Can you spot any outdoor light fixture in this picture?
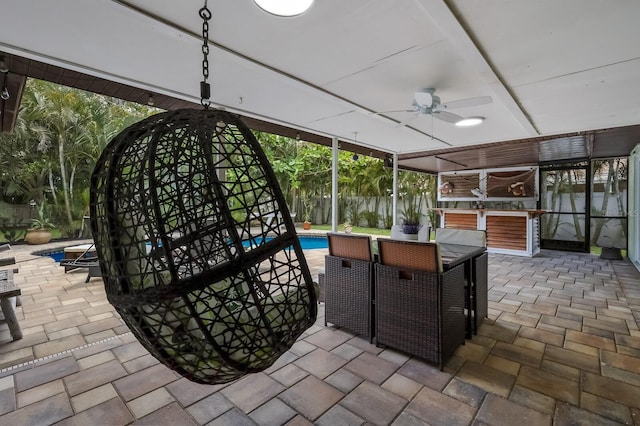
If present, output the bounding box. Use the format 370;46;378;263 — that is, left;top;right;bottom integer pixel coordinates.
455;116;484;127
253;0;314;16
351;132;360;160
147;93;154;106
0;55;8;73
1;73;9;100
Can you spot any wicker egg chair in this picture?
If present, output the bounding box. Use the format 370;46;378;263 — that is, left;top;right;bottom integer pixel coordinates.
90;108;317;384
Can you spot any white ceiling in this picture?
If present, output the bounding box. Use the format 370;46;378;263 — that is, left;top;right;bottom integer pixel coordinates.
2;0;640;166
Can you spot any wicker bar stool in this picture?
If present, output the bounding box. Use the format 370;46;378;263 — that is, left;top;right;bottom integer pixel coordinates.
375;239;465;370
324;233;375;342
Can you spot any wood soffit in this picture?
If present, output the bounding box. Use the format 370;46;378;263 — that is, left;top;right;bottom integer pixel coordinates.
398;127;640;173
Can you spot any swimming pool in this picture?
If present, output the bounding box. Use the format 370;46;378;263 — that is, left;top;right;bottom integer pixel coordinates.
242;235;328;250
38;249;93;263
297;236;328;250
39;235;328;262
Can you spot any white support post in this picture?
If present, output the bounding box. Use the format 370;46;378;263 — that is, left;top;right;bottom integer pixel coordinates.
332;137;339;232
392;153;398;226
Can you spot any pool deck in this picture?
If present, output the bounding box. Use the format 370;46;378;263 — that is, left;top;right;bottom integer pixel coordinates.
1;236;640;425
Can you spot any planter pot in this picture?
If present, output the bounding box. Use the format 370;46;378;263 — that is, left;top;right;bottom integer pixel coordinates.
302;221;312;230
600;247;622;260
25;230;53;245
401;223;421;235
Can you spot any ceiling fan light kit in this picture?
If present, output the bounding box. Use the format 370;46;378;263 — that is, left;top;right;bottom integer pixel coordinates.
455;116;485;127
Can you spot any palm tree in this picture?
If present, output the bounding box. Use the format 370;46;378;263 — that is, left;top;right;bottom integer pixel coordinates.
1;79;156;236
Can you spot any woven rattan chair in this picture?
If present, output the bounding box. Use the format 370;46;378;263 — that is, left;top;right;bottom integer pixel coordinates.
435;228;488;334
90;109;317;384
324;233;375;342
375;239;465;370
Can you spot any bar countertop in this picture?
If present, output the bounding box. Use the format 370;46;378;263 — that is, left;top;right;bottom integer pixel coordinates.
434;208;548;218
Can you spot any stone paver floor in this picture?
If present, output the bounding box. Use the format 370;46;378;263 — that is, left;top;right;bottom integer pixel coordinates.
1;238;640;425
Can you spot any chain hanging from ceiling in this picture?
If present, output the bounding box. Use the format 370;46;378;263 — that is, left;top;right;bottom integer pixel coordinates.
199;0;212;108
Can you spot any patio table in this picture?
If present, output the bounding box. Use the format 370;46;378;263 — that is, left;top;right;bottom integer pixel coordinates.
438;243;488;338
0;269;22;340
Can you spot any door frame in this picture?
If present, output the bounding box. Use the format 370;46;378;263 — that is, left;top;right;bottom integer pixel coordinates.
538;160;591;253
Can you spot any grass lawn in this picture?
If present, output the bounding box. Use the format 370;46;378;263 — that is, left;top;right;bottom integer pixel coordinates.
590;246;627;257
309;224;391;236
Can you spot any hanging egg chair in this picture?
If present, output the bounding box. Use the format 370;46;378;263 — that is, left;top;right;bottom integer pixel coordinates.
90;108;317;384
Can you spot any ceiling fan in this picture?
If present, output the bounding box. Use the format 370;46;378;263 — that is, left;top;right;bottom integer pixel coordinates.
374;88;492;126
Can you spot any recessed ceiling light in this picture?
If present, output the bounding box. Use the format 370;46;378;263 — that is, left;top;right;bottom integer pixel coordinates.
455;116;484;127
253;0;314;17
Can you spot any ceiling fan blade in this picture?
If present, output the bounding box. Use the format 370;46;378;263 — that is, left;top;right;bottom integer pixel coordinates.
433;110;463;123
369;108;417;116
439;96;492;110
395;112;421;128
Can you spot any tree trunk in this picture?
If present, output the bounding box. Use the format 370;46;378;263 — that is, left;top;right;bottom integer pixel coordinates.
613;159;628;239
70;165;76;196
567;171;584;242
48;168;58;203
58;135;74;226
545;172;562;237
592;159;614;243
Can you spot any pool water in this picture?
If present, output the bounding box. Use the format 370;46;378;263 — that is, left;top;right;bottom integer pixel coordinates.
41;235;328;262
47;251;66;262
42;251;95;262
242;236;328;250
297;236;328;250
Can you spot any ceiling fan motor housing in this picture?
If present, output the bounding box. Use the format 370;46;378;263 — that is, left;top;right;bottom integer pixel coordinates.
414;88;436;107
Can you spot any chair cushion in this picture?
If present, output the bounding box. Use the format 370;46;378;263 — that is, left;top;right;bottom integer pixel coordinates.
390;225;403;240
417;226;431;242
327;233;373;261
435;228;486;247
377;239;443;273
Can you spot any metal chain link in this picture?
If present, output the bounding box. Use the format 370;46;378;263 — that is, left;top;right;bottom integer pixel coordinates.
199;1;212;108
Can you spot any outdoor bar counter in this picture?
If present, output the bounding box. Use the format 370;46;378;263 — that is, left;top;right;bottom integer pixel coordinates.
435;208;547;257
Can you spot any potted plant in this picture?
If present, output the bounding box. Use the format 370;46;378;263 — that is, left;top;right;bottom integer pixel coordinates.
401;203;422;237
25;203;55;245
302;197;313;230
342;221;353;234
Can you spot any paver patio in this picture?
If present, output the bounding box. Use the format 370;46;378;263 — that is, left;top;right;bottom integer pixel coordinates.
1;238;639;425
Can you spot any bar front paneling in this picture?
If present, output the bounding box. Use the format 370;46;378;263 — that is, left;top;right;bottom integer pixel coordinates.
437;208;545;257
